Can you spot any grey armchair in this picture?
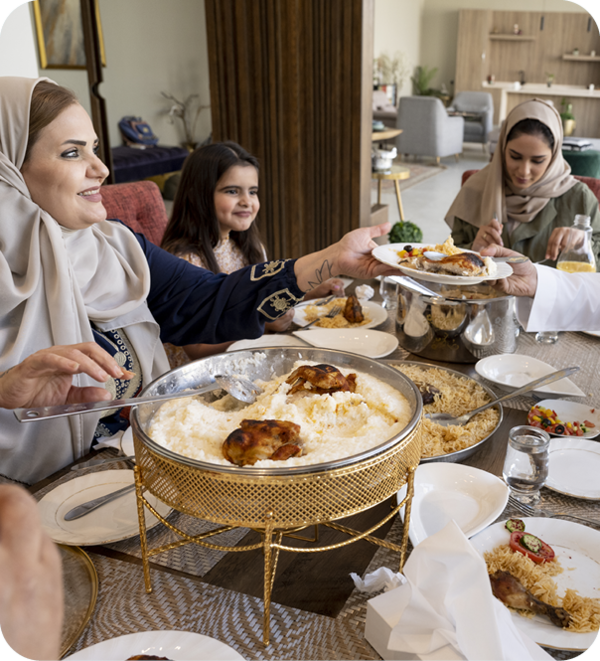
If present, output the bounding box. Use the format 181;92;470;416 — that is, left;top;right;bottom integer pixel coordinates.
396;96;464;164
449;91;494;147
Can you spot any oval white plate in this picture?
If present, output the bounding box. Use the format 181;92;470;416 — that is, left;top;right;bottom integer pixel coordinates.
38;470;171;546
372;242;513;285
397;463;508;547
227;334;310;352
470;518;600;651
475;354;585;397
547;438;600;499
293;299;387;329
583;330;600;338
530;399;600;439
67;630;244;660
293;328;399;358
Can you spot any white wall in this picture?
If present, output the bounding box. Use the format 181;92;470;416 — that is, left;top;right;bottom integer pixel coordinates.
7;0;211;148
373;0;598;96
0;1;38;78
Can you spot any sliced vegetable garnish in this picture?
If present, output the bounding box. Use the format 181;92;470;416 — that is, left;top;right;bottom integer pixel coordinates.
505;518;526;533
509;531;555;564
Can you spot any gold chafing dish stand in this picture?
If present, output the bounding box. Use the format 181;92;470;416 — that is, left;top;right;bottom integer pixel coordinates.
130;348;422;645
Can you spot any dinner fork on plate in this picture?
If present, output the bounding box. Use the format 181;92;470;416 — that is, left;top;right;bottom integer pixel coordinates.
302;305;342;329
507;495;600;528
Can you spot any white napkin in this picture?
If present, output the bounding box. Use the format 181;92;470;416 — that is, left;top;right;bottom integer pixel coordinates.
93;430;124;451
351;567;406;593
363;521;552;661
355;284;375;301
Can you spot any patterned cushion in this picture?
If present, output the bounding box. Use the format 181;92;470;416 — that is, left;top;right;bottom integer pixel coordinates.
101;181;168;246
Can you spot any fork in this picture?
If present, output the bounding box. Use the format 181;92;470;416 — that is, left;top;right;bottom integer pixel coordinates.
508;495;600;527
303;305;342;329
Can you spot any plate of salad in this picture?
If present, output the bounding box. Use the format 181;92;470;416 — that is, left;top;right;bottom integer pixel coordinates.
527;400;600;438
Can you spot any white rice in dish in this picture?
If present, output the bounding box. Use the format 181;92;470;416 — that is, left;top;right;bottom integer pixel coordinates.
148;361;412;467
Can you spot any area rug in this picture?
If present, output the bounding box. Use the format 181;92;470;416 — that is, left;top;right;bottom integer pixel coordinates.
372;159;446;192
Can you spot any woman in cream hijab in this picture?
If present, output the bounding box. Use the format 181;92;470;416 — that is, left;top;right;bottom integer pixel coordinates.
445;98;600;266
0;77;394;484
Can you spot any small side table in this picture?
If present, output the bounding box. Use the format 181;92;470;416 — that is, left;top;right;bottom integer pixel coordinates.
372;165;410;221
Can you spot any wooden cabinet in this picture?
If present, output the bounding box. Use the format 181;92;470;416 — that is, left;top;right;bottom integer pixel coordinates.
454;10;491;92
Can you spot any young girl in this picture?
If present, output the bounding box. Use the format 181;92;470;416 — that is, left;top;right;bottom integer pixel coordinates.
161;141;344;367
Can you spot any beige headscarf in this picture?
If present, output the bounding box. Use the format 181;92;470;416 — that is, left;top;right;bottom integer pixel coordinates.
445;98;577;233
0;77;169;483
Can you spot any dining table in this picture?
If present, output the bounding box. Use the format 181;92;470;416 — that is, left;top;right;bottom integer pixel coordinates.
16;278;600;660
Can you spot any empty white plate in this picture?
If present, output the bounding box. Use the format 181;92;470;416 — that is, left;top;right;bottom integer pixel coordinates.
475;354;584;397
397;463;509;547
529;399;600;439
293;328;399;358
547;438;600;500
227;334;309;352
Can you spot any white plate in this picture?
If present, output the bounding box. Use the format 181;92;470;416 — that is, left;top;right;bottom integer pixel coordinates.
293;299;387;329
67;630;244;660
293;328;399;358
470;518;600;651
227;334;309;352
120;426;135;456
397;463;508;547
530;399;600;439
547;438;600;499
38;470;172;545
475;354;585;397
583;330;600;338
372;242;513;285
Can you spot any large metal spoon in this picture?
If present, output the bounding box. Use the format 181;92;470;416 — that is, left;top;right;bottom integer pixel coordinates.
425;366;580;427
423;250;529;264
14;374;262;423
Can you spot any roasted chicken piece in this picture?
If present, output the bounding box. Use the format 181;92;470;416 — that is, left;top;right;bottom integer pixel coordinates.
417;252;486;276
490;571;572;629
222;419;302;466
285;364;357;395
343;294;364;323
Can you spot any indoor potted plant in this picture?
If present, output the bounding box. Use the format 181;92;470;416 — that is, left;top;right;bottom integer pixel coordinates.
560;98;576;136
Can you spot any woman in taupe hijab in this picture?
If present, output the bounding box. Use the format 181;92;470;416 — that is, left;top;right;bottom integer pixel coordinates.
445;98;600;266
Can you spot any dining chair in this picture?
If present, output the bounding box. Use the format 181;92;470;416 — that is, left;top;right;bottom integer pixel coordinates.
100;180;169;246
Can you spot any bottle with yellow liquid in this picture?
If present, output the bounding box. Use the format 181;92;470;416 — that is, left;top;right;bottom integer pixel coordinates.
556;214;597;273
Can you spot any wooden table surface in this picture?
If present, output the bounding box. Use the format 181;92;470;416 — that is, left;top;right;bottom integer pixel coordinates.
28;281;587;659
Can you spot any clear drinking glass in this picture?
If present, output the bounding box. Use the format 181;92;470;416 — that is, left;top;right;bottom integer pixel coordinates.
502;425;550;505
379;277;398;310
535;330;559;344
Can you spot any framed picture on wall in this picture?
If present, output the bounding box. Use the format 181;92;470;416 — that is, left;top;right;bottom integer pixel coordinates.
32;0;106;69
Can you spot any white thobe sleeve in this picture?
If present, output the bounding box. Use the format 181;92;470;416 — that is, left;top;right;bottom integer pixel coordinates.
516;265;600;332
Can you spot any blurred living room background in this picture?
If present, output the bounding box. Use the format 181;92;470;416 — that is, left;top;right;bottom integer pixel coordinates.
0;0;598;252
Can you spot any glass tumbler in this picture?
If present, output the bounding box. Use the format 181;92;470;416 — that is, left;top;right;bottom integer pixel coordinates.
379;277;398;310
502;425;550;505
535;330;559;344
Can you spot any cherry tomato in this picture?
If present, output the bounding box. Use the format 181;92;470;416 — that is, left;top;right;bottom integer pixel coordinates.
509;531;555;564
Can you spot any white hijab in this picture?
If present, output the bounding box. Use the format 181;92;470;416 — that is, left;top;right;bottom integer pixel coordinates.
0;76;169;483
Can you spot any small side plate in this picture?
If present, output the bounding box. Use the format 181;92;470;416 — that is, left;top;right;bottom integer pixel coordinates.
547;438;600;500
529;399;600;439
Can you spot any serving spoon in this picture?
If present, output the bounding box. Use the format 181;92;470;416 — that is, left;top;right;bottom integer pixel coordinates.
425;366;579;427
14;374;262;423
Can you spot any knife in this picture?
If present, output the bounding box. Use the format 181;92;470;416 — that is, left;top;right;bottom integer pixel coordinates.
63;483;136;521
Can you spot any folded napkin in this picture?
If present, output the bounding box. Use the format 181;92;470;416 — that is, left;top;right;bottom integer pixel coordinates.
93;430;124;451
362;521;552;661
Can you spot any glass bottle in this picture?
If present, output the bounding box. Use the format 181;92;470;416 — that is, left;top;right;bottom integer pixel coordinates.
556;214;596;273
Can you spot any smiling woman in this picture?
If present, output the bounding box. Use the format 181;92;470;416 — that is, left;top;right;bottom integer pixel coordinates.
0;76;395;484
445;98;600;266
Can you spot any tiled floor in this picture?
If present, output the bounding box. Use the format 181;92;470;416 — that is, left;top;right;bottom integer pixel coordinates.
370;143;491;244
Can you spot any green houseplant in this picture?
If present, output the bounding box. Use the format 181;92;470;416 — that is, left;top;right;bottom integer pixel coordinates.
560;98;576;136
411;65;439;96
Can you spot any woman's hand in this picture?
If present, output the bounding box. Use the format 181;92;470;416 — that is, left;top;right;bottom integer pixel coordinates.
294;223;400;292
0;343;131;410
472;217;504;252
0;485;63;660
545;226;582;261
303;278;345;301
480;245;538;297
265;309;295;333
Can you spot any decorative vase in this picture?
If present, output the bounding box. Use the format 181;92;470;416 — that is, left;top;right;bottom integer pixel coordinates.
563;119;576;136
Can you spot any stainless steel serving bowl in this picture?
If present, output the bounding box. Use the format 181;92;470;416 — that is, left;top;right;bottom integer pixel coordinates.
395;278;519;363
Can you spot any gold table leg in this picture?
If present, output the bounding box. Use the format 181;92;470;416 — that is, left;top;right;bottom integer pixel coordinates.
134;466;153;594
394;179;405;221
377;178;382;206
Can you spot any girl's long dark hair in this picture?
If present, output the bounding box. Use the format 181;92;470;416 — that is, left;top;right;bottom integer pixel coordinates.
161;141;265;273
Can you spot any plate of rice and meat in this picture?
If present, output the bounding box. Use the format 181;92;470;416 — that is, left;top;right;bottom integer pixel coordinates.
293;296;387;330
471;517;600;651
372;237;513;285
386;361;502;462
